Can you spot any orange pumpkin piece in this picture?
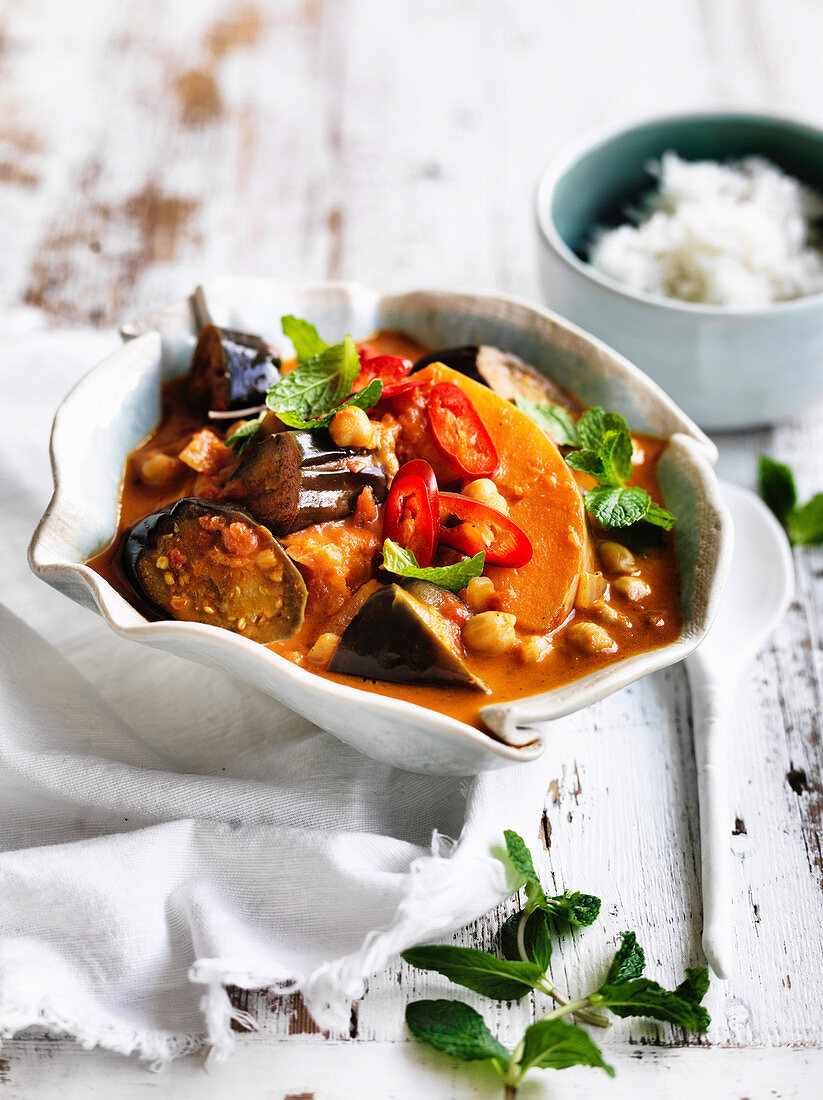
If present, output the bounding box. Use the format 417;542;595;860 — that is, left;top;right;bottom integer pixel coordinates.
409;364;588;634
178;428;232;474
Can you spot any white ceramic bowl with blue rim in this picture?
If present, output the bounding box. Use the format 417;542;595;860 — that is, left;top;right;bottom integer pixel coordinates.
29;280;732;775
536;110;823;431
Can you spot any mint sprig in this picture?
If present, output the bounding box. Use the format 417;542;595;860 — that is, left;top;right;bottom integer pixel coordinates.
759;455;823;546
564;408;675;532
382;539;485;594
403;829;709;1096
265;319;383;430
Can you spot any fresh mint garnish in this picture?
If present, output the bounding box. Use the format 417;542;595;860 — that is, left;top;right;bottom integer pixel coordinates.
401;945;544;1001
382;540;485;594
515;397;579;448
593;978;710;1032
405;1000;510;1069
225;413;263;457
759;455;823;546
265;327;382;429
281;314;328;361
604;931;645;985
500;910;553;971
403;829;709;1096
564;407;675;532
516;1017;615;1078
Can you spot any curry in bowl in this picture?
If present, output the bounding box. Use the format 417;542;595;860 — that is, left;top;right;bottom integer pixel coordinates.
89;315;680;734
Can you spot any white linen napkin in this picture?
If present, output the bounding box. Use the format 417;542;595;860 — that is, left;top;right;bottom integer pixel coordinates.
0;313;551;1065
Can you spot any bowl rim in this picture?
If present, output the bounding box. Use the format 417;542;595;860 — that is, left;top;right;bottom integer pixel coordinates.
535;107;823;318
29;281;732;767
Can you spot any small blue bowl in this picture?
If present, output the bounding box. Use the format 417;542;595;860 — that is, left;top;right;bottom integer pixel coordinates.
536;111;823;430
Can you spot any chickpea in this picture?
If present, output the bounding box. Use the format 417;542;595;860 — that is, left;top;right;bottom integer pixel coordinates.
575;570;607;610
329;406;376;449
567;621;617;655
591;599;632;629
138;452;183;486
307;632;340;666
463;575;496;613
463;479;508;515
463;612;517;656
598;540;637;575
613;576;651;602
519;634;552;663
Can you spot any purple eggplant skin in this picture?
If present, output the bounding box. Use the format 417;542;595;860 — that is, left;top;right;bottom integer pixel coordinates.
235;429;388;536
122;497;307;643
411;345;485;385
328;583;489;692
412;344;581;412
186;323;281;412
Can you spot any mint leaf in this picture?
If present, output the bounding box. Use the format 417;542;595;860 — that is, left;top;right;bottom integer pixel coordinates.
605;932;645;984
758;455;797;530
401;945;544;1001
500;910;553;970
594;978;710;1031
382;540;485;594
281;315;328;362
585;486;652;528
515;397;579;447
577;407;631;457
266;335;362;427
758;455;823;546
503;829;548;912
405;1000;510;1070
565;449;608;480
545;890;602;928
788;493;823;546
515;1018;615;1079
675;967;710;1005
225;415;263;457
644;500;677;530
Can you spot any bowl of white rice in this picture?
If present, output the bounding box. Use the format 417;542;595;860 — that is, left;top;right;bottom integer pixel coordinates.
536;111;823;430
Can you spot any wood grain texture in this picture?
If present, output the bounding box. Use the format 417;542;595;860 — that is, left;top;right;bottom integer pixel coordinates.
1;0;823;1093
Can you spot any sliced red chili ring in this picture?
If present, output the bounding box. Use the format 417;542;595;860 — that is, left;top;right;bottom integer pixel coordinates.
383;459;439;567
427;382;498;479
438;492;532;567
352;354;414;395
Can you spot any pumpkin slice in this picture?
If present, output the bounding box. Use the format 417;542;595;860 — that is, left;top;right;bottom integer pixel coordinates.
412;364;589;634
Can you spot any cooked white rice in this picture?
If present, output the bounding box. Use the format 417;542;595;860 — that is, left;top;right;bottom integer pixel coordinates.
587;152;823;306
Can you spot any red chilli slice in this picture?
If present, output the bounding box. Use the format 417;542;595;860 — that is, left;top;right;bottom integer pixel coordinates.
427;382;498;479
438;492;532;567
383;459;439;567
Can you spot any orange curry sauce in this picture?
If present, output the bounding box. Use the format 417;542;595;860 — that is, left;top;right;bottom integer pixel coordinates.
88;331;681;733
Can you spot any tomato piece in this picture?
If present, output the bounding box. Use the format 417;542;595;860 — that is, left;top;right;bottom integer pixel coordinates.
438;492;532;567
427;382;498;479
383;459;438;567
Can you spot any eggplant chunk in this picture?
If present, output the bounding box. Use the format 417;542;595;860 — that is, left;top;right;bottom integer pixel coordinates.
328;584;489;692
123;498;306;643
412;345;580;412
186;323;281;412
235;429;388;535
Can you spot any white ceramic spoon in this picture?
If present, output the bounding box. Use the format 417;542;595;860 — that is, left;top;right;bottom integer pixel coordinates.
685;480;794;980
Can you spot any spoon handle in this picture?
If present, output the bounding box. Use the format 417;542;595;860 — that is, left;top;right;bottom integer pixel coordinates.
686;657;732;980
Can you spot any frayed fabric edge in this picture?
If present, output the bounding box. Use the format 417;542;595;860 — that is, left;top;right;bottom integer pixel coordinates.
190;833;515;1047
0;1002;208;1070
1;835;515;1067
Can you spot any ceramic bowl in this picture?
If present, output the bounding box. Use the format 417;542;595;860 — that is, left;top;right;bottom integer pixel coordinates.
536;111;823;430
29;280;731;775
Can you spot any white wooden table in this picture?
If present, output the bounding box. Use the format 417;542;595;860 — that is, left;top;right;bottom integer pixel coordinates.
2;0;823;1096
